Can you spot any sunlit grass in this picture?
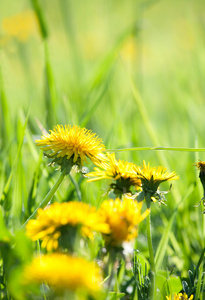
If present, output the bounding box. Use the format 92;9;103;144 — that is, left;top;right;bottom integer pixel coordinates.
0;0;205;299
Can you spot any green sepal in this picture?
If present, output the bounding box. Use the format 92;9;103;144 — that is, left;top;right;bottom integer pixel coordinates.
44;153;76;175
137;191;145;202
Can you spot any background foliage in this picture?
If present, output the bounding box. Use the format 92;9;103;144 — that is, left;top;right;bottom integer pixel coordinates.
0;0;205;299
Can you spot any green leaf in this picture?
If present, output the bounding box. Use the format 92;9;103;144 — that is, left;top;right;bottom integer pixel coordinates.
108;292;126;299
0;207;12;243
137;191;145;202
167;276;182;295
154;210;177;272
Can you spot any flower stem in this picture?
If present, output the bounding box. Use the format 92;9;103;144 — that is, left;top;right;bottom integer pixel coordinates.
106;249;117;292
145;193;156;299
20;169;67;229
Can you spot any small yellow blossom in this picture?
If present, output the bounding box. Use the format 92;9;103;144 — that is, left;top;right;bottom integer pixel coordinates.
35;124;107;172
166;292;194;300
87;152;141;196
98;197;149;247
134;160;179;193
2;10;38;42
121;37;137;62
23;253;102;295
195;160;205;172
26;201;110;251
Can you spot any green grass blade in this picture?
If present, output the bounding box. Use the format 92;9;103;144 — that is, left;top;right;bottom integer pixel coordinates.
0;59;12;148
0;207;12;243
44;41;58;127
87;25;138;93
80;71;113;127
195;264;204;300
107;146;205;152
68;174;82;202
26;155;43;216
132;83;183;204
0;110;29;204
31;0;57;127
30;0;48;39
154;211;176;272
155;183;195;272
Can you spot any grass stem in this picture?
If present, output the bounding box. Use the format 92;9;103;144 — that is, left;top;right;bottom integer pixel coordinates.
20;169;67;230
145;194;156;299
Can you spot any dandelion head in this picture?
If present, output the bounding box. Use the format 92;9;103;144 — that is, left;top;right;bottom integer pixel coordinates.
23;253;102;295
195;160;205;177
26;201;109;251
35;124;107;173
134;161;179;194
166;292;194;300
98;197;149;248
87;153;141;196
2;10;38;42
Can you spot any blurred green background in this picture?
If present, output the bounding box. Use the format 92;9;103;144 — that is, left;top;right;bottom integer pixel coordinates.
0;0;205;276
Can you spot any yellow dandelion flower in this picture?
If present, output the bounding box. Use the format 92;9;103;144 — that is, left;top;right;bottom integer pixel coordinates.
2;10;38;42
195;160;205;173
23;253;102;295
26;201;110;251
98;197;149;247
134;160;179;193
35;124;107;172
166;292;194;300
87;153;141;196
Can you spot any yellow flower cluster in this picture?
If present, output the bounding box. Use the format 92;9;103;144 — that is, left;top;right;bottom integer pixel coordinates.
134;160;179;193
87;152;140;185
87;152;141;194
2;10;38;42
98;197;149;247
26;201;110;251
23;253;102;294
195;160;205;173
24;123;180;298
26;197;149;250
35;124;107;168
166;292;194;300
35;124;179;200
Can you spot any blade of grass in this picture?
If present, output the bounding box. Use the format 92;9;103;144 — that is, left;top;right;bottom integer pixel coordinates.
30;0;48;39
0;110;29;204
26;154;43;216
44;41;58;127
59;0;83;85
87;25;139;94
31;0;58;127
9;110;30;230
195;264;203;300
25;124;63;201
107;146;205;152
154;211;176;273
155;183;195;272
0;59;12;148
20;168;67;230
0;207;12;243
68;174;82;202
80;70;113;127
132;83;182;204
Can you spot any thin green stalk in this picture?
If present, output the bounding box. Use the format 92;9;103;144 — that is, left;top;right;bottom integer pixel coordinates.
68;173;82;201
30;0;48;39
106;249;117;292
107;146;205;152
20;169;67;230
145;193;155;300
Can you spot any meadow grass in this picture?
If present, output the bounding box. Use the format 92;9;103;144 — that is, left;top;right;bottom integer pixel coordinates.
0;0;205;299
